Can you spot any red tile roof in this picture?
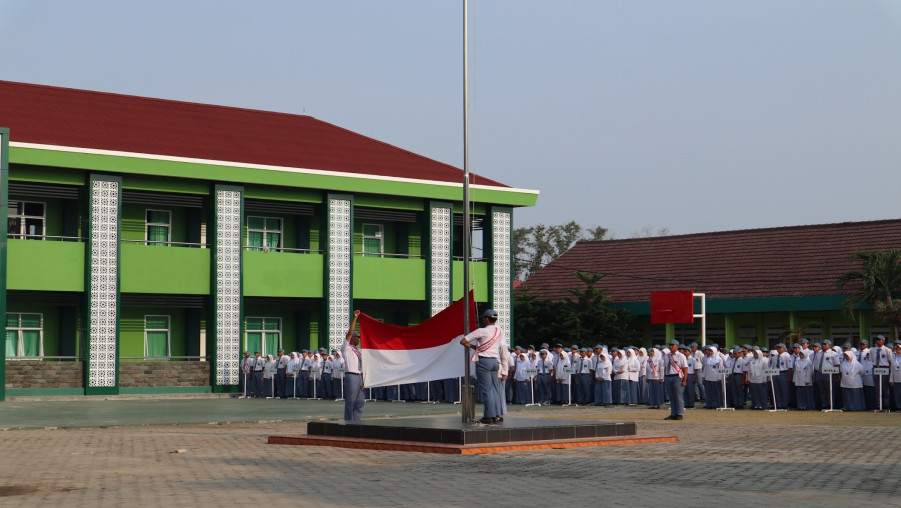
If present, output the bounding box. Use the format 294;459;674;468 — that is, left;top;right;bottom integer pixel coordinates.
521;219;901;303
0;80;505;187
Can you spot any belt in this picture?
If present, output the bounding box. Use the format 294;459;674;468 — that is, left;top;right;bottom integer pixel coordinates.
665;374;679;377
346;372;362;376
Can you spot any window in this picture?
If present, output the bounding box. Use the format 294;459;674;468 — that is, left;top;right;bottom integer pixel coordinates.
6;313;43;357
7;201;45;239
362;223;383;257
146;210;171;246
247;216;282;252
145;315;171;358
245;317;281;356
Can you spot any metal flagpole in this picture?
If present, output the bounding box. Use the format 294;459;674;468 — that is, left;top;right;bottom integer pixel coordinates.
461;0;475;424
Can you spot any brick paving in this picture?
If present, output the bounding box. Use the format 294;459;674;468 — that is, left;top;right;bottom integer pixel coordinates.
0;402;899;507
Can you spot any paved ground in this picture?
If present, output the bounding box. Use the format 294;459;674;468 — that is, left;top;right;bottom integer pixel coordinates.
1;398;899;507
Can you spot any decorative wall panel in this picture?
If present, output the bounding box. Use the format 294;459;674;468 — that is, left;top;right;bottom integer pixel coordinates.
491;210;512;335
328;197;352;352
215;189;242;386
88;179;119;388
429;205;452;316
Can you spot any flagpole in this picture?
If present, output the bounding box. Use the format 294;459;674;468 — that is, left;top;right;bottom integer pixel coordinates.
461;0;475;424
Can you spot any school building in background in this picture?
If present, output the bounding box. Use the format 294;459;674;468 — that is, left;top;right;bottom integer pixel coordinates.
521;219;901;348
0;81;537;400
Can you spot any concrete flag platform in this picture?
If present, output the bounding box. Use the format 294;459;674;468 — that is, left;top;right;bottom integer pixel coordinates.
268;416;677;454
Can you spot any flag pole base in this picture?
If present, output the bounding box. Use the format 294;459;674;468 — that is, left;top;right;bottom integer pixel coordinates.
767;409;787;412
821;409;843;412
716;407;734;411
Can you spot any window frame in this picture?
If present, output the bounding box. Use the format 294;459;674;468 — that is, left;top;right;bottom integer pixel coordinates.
6;312;44;358
246;215;283;252
244;316;282;356
362;222;384;257
145;209;172;246
144;314;171;358
7;200;46;240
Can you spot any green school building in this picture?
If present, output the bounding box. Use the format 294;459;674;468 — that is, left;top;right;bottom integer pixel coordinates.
0;81;538;400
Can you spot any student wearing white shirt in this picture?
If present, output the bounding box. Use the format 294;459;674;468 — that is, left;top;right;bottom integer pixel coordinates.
702;346;724;409
594;351;612;406
663;340;688;420
890;342;901;410
625;348;640;406
535;349;553;405
645;347;664;409
793;350;814;410
460;309;506;424
342;311;365;421
679;345;698;409
746;348;769;410
262;354;277;398
840;349;865;411
814;340;840;410
869;334;892;409
637;347;649;405
553;344;571;404
611;349;628;405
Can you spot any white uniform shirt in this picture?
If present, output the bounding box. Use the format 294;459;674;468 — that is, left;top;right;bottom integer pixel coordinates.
463;325;504;360
341;339;363;374
869;345;891;367
595;355;612;381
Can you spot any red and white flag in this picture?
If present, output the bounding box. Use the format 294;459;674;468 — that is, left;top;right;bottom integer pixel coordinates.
359;292;478;388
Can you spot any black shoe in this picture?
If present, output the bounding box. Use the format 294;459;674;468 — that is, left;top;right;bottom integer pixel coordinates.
496;416;503;423
478;417;497;424
664;415;676;420
674;415;683;420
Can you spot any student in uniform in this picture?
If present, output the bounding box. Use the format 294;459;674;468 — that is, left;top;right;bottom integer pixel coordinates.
771;343;791;410
793;350;814;410
460;309;506;424
746;347;769;410
840;349;865;411
702;346;724;409
637;347;649;404
726;346;746;409
241;351;252;397
612;348;628;405
891;342;901;410
250;351;264;398
625;347;640;406
645;346;664;409
262;354;277;398
554;344;572;404
679;345;698;409
536;349;553;404
663;339;688;420
870;334;892;409
594;351;613;406
321;351;334;399
275;349;289;398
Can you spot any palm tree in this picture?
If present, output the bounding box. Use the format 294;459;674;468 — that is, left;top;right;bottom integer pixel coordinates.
836;249;901;342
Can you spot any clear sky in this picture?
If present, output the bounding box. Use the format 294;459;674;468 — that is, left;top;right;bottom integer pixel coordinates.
2;1;901;237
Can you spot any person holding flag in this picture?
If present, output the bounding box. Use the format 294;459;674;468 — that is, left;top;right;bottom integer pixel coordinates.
342;310;365;421
460;309;505;424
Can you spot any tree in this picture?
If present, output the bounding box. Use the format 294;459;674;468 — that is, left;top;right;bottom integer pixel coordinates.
836;249;901;342
514;271;635;347
513;221;610;281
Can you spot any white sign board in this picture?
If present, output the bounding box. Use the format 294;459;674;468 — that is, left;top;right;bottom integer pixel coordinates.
821;366;840;375
763;369;780;376
873;367;890;376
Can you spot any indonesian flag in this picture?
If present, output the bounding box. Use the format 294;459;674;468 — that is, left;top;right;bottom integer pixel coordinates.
359;292;478;388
